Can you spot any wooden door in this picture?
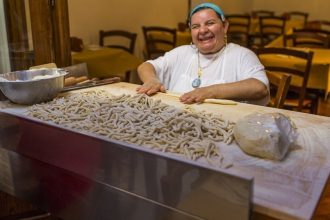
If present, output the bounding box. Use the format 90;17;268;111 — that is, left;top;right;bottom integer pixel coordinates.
3;0;31;71
3;0;71;71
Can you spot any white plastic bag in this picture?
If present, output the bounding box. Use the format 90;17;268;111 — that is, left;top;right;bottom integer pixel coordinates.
233;112;298;160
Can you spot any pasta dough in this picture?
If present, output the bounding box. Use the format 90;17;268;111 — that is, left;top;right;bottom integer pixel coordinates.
26;90;235;168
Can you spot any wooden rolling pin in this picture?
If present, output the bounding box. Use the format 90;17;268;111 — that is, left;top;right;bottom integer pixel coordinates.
64;76;89;86
162;92;237;105
62;76;121;92
64;77;77;87
75;76;89;83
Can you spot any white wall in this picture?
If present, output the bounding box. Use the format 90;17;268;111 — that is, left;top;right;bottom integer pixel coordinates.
252;0;330;20
216;0;253;14
68;0;329;58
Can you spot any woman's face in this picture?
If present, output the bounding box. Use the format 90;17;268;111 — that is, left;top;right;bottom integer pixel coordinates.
190;9;228;54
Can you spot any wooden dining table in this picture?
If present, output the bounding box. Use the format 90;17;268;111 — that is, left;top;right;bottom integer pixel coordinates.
71;47;143;79
265;36;330;99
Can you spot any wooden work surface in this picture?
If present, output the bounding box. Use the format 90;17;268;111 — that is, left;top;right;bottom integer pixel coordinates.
1;82;330;220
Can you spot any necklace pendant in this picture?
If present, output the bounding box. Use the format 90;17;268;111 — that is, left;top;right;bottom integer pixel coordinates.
192;78;201;88
198;67;203;76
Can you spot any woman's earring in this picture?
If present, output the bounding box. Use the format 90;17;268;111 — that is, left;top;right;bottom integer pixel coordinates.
224;34;228;46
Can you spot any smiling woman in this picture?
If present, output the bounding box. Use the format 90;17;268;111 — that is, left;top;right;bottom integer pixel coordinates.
136;2;270;106
189;5;227;54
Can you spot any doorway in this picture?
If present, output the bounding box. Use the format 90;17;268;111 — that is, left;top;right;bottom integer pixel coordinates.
1;0;71;73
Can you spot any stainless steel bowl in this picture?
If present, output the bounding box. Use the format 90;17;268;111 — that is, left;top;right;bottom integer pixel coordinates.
0;68;67;105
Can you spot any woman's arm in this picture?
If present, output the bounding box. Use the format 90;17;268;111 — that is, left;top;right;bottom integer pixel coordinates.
136;62;166;95
180;78;269;104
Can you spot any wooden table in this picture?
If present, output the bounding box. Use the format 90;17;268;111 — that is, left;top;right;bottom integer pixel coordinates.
1;82;330;219
266;38;330;99
71;48;142;79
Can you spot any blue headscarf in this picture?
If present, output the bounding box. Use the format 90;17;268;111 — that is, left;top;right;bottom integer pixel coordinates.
190;3;225;21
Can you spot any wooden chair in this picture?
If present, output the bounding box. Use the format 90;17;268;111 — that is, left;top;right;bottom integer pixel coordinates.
283;11;309;26
70;37;84;52
99;30;137;81
291;28;330;47
249;16;286;49
256;47;318;114
318;20;330;31
99;30;137;54
266;71;291;109
306;20;330;31
226;14;251;47
283;31;329;48
251;10;274;18
259;16;286;46
293;27;330;36
142;26;177;59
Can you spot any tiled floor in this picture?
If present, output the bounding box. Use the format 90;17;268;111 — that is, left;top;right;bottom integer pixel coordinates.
314;178;330;219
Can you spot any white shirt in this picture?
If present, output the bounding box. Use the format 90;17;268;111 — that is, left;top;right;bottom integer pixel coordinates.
147;43;269;105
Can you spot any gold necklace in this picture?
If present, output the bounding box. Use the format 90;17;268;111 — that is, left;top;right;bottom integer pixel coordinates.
192;46;226;88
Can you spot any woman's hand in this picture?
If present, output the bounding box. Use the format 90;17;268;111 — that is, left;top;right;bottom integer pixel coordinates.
179;87;214;104
136;62;166;96
136;79;166;96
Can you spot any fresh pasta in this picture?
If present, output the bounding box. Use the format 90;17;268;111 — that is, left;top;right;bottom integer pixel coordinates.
26;90;234;168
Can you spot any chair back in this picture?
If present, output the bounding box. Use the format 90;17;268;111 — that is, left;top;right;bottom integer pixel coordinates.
70;37;84;52
283;30;329;48
256;47;314;112
142;26;177;59
251;10;274;18
283;11;309;25
293;27;330;36
259;16;286;46
318;20;330;31
306;20;330;31
266;71;291;108
99;30;137;54
226;14;251;47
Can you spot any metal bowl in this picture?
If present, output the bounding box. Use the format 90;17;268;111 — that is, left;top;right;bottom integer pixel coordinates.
0;68;67;105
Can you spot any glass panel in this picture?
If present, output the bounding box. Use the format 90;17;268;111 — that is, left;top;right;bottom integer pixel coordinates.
0;0;11;74
0;0;35;73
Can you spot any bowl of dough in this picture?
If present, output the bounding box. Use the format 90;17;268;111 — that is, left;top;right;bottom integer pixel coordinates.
0;68;67;105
